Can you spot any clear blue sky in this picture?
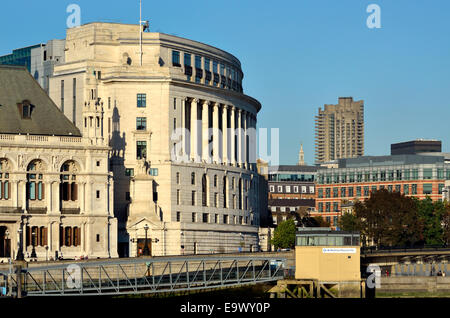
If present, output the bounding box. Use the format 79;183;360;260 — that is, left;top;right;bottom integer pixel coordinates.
1;0;450;165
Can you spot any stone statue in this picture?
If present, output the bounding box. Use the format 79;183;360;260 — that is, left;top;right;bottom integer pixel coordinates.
137;157;148;176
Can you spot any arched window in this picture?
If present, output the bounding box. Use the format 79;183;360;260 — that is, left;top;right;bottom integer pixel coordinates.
60;161;79;201
0;159;11;200
202;174;207;207
27;160;45;201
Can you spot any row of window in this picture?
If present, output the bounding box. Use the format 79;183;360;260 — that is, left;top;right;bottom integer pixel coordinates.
24;226;84;247
268;174;315;182
175;211;253;225
176;189;249;210
172;50;243;93
269;184;315;194
318;168;450;184
317;183;444;198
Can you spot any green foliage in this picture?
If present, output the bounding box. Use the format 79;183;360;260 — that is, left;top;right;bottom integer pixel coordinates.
313;216;330;227
271;219;296;249
416;197;445;245
354;189;450;247
338;212;360;232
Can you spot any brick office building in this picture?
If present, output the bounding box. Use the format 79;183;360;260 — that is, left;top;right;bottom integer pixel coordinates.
312;154;449;229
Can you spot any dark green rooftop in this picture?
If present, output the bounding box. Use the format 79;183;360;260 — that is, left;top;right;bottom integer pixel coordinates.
0;65;81;137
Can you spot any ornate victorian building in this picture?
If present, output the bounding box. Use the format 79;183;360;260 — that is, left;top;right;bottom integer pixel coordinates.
0;65;118;261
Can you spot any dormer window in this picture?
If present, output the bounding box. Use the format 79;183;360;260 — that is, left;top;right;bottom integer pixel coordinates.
17;100;34;119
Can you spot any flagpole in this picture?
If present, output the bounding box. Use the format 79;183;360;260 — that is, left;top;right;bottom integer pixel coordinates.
139;0;143;66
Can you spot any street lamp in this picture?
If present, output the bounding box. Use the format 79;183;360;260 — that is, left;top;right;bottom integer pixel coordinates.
16;227;24;261
30;230;37;259
143;224;150;256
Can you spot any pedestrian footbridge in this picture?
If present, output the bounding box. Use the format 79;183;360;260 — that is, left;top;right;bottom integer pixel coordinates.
0;255;286;297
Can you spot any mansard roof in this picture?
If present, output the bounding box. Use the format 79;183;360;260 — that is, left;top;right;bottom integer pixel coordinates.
0;65;81;136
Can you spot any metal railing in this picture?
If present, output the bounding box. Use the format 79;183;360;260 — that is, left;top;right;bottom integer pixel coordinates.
361;245;450;255
1;256;285;296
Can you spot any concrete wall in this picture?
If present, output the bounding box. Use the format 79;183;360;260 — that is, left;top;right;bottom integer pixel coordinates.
378;276;450;293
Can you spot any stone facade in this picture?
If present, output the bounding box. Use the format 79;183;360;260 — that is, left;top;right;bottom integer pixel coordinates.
49;23;264;256
0;65;118;261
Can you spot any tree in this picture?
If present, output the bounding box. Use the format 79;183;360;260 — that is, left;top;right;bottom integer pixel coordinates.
416;197;445;245
355;189;423;247
338;212;360;232
313;216;330;228
271;219;296;249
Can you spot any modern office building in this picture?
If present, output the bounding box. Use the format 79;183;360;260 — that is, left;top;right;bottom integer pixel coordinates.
0;65;118;261
48;22;264;256
0;40;65;94
314;97;364;164
391;139;442;155
313;154;449;229
0;44;42;72
268;165;317;200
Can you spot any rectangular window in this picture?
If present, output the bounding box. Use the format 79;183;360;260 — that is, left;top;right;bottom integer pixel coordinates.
176;190;180;205
136;117;147;130
318;203;323;212
333;202;339;212
364;186;369;196
318;188;323;198
395;185;401;192
356;186;361;197
423;168;433;180
137;93;146;108
184;53;191;66
192;212;196;222
333;187;338;198
125;168;134;177
326;202;330;212
412;184;418;195
423;183;433;195
149;168;158;176
172;50;181;66
191;191;196;206
438;169;444;179
412;169;419;179
348;187;354;197
223;214;229;224
136;141;147;159
439;184;444;194
202;213;209;223
403;184;409;195
96;190;100;199
340;187;346;197
176;211;181;222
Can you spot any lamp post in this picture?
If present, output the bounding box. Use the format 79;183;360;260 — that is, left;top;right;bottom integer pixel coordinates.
143;224;150;256
16;227;24;261
30;230;37;259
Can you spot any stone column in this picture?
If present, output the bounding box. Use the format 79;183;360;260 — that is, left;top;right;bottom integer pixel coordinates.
212;102;220;164
230;106;236;166
79;181;85;214
181;98;186;157
222;105;228;165
243;111;248;169
237;109;243;167
190;98;198;162
202;100;210;162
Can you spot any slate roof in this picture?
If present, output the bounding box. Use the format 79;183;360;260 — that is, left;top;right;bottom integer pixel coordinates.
0;65;81;136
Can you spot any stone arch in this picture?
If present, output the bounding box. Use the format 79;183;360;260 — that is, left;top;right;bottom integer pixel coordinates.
58;157;84;173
